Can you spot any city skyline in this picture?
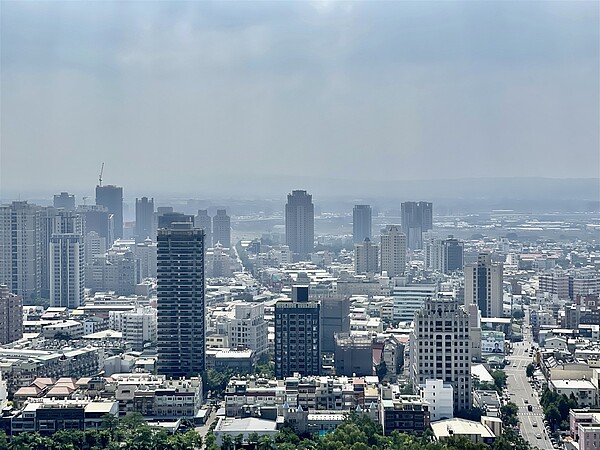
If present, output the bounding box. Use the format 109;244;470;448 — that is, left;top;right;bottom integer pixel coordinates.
0;1;598;446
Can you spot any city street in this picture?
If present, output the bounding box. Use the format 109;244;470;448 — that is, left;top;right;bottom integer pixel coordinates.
195;407;219;449
504;322;554;450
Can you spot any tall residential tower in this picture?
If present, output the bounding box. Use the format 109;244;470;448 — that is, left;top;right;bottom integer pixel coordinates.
50;211;85;308
196;210;212;248
135;197;155;241
380;225;407;278
285;190;314;259
157;223;206;377
275;285;321;378
212;209;231;248
401;202;433;250
464;253;504;318
0;202;41;301
353;205;372;244
409;296;472;413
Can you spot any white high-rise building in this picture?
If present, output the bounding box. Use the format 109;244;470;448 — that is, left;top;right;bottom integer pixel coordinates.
380;225;407;278
0;201;42;301
228;303;268;356
354;238;379;275
421;379;454;422
50;211;85;308
391;280;437;323
84;231;107;265
135;238;158;279
409;296;472;413
110;306;158;351
464;253;504;318
424;237;443;272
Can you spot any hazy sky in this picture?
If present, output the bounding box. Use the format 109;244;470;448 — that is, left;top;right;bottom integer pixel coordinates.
1;1;598;197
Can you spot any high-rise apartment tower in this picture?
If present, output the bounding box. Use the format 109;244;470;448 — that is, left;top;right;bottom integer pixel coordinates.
380;225;407;278
353;205;372;244
354;238;379;275
401;202;433;250
50;211;85;308
275;285;321;378
212;209;231;248
196;210;212;248
464;253;504;318
135;197;155;241
409;296;472;413
0;285;23;345
53;192;76;211
285;190;314;259
0;202;41;301
157;223;206;377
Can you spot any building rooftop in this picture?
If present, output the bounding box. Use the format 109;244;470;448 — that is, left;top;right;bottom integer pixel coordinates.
550;379;596;390
84;402;117;414
215;417;277;433
431;418;495;439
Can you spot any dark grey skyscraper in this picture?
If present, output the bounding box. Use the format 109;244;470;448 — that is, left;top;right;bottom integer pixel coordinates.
285;190;314;259
275;285;321;378
321;297;350;353
196;210;212;248
77;205;113;244
212;209;230;248
157;222;205;377
401;201;433;250
53;192;76;211
135;197;154;241
442;236;464;273
157;211;194;230
96;185;123;240
353;204;372;244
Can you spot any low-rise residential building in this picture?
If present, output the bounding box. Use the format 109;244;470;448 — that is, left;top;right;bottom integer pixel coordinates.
0;347;101;395
8;399;118;436
109;307;157;351
334;333;373;377
214;417;278;447
42;320;84;339
206;349;256;374
224;374;380;420
430;418;496;445
549;379;598;407
570;409;600;450
379;384;430;435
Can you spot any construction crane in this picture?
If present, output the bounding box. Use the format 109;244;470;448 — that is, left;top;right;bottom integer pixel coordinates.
82;196;89;206
98;162;104;187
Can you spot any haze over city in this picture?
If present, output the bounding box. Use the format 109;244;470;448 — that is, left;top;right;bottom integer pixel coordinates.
1;1;599;199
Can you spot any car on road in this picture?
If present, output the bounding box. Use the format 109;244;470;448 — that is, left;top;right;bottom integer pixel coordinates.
533;422;537;427
524;399;529;404
536;434;542;439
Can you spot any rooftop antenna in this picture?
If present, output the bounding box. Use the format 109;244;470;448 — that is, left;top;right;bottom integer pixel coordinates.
98;162;104;187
